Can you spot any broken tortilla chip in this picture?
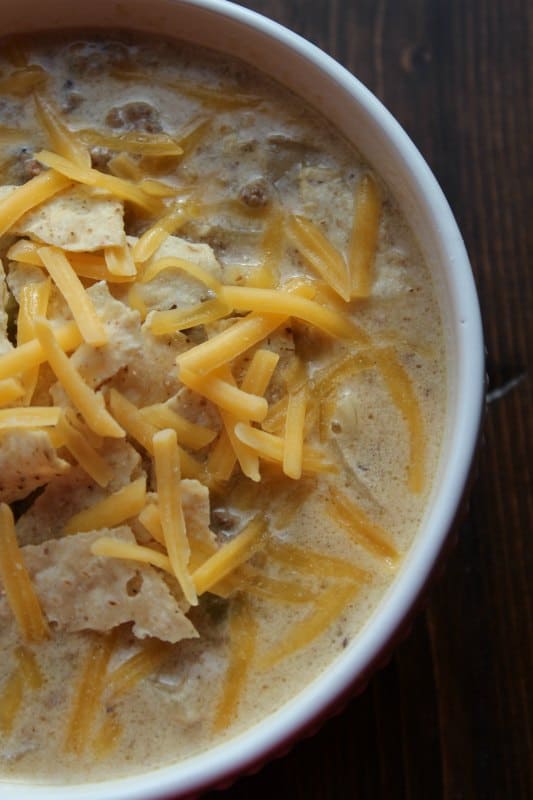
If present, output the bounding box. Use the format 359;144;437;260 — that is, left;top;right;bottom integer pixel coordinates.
0;185;125;252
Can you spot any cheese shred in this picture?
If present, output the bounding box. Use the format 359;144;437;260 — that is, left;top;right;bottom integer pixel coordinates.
213;598;257;731
327;486;399;564
219;285;361;340
37;246;108;346
107;640;171;698
0;378;25;407
283;384;307;480
0;169;71;238
64;633;116;755
63;476;146;534
133;205;190;263
180;367;269;423
139;403;216;450
16;278;51;404
0;503;49;642
153;429;197;605
0;320;82;382
348;173;381;298
91;537;172;574
0;670;24;734
285;214;350;301
34;150;161;213
56;411;114;488
141;255;221;292
176;312;286;377
192;513;266;596
258;581;359;670
34;93;91;169
33;318;124;439
104;243;137;278
0;406;61;430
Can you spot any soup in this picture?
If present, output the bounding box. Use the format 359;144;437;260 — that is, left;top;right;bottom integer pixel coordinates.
0;32;445;782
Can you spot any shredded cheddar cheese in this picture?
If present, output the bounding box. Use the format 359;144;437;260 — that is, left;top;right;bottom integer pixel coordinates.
104;242;137;278
78;128;183;157
179;366;269;423
139;403;216;450
258;581;359;670
153;429;197;605
240;349;280;396
327;486;398;564
91;715;122;759
107;152;143;181
0;670;24;734
33;318;124;439
233;423;335;474
8;239;135;284
140;255;221;292
0;320;82;382
56;411;114;488
0;503;49;642
108;389;201;477
0;64;47;96
192;514;266;595
108;388;158;454
176;312;286;377
219;285;361;340
0;406;61;430
34;93;91;169
373;347;426;494
37;246;108;346
137;504;166;546
213;598;258;731
282;386;307;480
266;539;370;584
107;640;171;698
133;205;190;263
206;428;238;483
14;645;44;689
148;298;230;335
16;278;51;404
34;150;161;213
348;173;381;298
285;214;350;301
214;365;260;482
63;477;147;534
91;537;172;574
0;169;71;237
64;633;116;755
0;378;25;407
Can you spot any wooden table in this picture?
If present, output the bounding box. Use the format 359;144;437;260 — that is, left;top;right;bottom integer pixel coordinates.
204;1;532;798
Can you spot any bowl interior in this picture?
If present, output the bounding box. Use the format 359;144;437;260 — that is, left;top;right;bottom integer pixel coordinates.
0;1;484;798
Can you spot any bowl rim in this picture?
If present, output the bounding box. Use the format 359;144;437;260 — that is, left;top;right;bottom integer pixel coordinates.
0;1;485;798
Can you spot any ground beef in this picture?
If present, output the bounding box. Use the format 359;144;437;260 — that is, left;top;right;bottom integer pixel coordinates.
61;90;83;114
239;176;271;208
63;40;132;77
20;155;43;179
105;101;162;133
90;146;111;171
8;149;45;182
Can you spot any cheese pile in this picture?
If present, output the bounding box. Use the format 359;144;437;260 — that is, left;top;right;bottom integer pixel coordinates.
0;85;426;648
0;92;371;630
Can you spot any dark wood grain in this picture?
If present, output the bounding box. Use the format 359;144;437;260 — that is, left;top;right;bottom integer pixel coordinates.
202;2;533;798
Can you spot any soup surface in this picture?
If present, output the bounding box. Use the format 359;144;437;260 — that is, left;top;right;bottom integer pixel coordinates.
0;32;445;782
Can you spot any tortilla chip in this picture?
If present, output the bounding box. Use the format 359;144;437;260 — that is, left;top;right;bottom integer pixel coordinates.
128;234;221;313
0;184;125;251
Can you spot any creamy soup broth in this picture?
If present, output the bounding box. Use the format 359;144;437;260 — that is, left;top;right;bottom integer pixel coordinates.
0;32;445;781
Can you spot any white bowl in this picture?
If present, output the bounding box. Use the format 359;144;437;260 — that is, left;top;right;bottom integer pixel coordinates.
0;1;484;798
